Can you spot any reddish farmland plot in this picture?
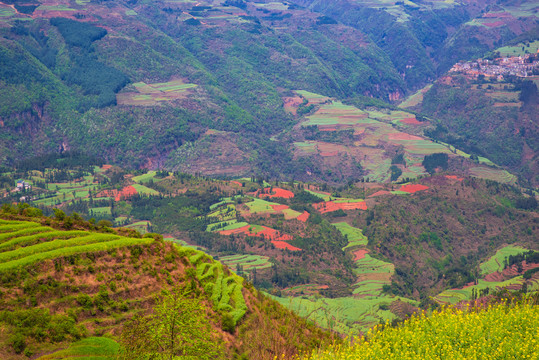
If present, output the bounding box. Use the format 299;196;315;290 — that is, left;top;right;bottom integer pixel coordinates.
400;117;422;125
399;184;429;193
257;187;294;199
115;185;138;201
353;249;368;261
272;241;301;251
297;211;310;222
369;190;392;197
313;201;367;214
218;225;301;250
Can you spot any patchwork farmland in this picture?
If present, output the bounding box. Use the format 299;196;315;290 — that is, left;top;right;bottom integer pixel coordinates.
117;80;197;106
290;90;514;184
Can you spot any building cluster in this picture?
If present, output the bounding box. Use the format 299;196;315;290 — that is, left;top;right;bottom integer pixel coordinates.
449;53;539;80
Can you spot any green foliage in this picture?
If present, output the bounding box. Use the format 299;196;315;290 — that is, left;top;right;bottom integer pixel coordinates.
119;287;223;359
389;165;402;182
50;18;107;48
422;153;448;174
0;308;84;350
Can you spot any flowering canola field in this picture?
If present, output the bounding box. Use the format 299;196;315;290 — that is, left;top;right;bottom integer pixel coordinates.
301;300;539;360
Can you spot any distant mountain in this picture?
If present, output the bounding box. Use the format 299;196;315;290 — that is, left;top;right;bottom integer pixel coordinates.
0;0;537;184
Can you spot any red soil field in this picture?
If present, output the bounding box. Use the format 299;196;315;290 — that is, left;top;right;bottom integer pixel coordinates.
399;184;429;194
319;127;337;132
101;165;113;170
445;175;464;181
230;180;243;187
271;241;302;251
369;190;392;197
353;249;368;261
388;133;423;141
400;117;421;125
218;224;301;251
257;187;294;199
297;211;310;222
312;201;367;214
115;185;138;201
218;225;251;236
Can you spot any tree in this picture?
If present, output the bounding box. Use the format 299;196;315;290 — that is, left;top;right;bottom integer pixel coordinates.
119;287;223;360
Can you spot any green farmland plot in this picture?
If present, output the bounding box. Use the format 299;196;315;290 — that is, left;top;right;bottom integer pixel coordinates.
270;294;416;335
206;220;247;232
132;171;164;184
334;222;368;250
244;198;280;215
219;254;272;272
479;245;529;276
131;184;159;195
124;221;152;233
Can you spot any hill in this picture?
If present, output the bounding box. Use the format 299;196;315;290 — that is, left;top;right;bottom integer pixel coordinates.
0;207;334;359
0;0;537;185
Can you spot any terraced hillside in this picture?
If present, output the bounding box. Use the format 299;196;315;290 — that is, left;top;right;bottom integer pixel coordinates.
0;210;334;360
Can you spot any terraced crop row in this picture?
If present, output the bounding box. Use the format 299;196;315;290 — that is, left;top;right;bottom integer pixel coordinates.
187;249;247;325
0;220;153;272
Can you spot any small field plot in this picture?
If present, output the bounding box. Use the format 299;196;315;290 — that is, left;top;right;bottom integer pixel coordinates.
89;207;111;216
132;171;166;184
302;101;373;131
219;254;272;272
399;84;432;109
469;167;517;184
305;189;331;201
313;199;367;214
243;198;281;215
117;80;197;106
124;221;152;233
206;220;245;232
366;109;420;126
334;222;368;250
479;245;528;276
208;204;236;222
131;184;159;195
294;90;330;104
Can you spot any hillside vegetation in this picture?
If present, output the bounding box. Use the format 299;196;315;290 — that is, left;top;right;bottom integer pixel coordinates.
0;207;334;359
